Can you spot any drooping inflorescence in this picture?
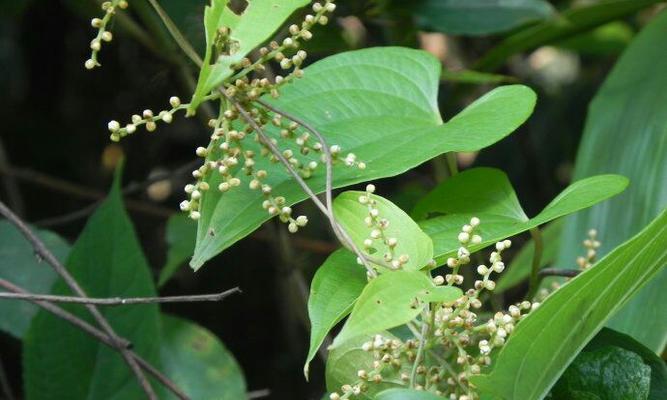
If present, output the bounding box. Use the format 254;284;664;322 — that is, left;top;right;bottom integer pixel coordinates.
101;1;369;232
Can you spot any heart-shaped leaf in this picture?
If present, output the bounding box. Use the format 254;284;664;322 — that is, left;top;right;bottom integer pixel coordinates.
192;47;537;270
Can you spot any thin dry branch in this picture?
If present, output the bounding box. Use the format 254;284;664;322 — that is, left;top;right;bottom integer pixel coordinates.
0;283;240;306
0;280;190;400
538;268;581;278
0;200;157;399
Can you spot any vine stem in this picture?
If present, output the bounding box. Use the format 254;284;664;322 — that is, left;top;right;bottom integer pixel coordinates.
527;227;545;299
221;91;380;277
0;282;240;305
0;200;158;399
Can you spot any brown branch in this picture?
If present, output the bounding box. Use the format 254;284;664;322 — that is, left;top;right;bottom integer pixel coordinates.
0;283;240;306
0;200;157;399
538;268;581;278
0;280;189;399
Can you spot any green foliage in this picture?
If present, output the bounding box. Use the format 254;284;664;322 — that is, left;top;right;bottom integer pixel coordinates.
334;191;433;270
556;9;667;354
440;69;517;85
557;22;634;56
192;47;537;269
158;214;196;287
332;270;461;347
189;0;309;112
159;314;246;400
551;346;651;400
471;208;667;400
0;222;69;338
475;0;665;71
23;172;162;400
495;220;562;293
415;0;554;36
416;168;627;264
305;249;367;376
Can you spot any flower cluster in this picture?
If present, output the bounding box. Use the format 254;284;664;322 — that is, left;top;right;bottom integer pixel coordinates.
85;0;128;70
357;185;409;270
331;220;538;399
103;1;369;232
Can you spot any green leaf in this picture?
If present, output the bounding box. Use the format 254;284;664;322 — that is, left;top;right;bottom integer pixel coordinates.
376;388;444;400
23;170;161;400
192;47;537;269
417;168;627;264
326;333;405;399
551;346;651;400
412;167;528;222
158;214;197;287
416;0;554;36
0;222;69;338
189;0;309;112
470;208;667;400
495;220;563;293
305;249;367;377
475;0;664;71
159;314;246;400
332;270;461;347
189;0;230;113
557;10;667;353
334;191;433;270
569;328;667;400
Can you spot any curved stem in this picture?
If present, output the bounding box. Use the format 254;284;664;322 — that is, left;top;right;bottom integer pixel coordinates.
527;227;544;299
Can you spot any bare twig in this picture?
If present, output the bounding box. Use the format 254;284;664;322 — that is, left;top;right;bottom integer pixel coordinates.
0;283;240;306
0;201;157;399
538;268;580;278
0;280;190;400
0;354;15;400
247;389;271;399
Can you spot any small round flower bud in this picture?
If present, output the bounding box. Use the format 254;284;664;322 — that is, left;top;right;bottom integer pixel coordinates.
162;112;173;123
470;217;481;227
471;234;482;244
91;18;103;28
326;3;336;12
433;275;445;285
296;216;308;226
169;96;181;108
101;31;113;42
142;109;154;119
458;232;470;243
179;200;190;211
196;147;208;157
366;184;375;193
189;211;201;220
218;182;230;192
90;40;101;51
145;121;157;132
84;59;96;70
288;222;298;233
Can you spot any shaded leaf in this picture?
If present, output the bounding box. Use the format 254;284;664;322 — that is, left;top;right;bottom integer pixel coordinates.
557;10;667;353
569;328;667;400
441;69;517;85
475;0;664;71
192;47;537;269
305;249;366;377
0;222;69;338
159;314;246;400
470;208;667;400
23;170;161;400
334;191;433;270
332;270;461;347
551;346;651;400
158;214;196;287
416;0;554;36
